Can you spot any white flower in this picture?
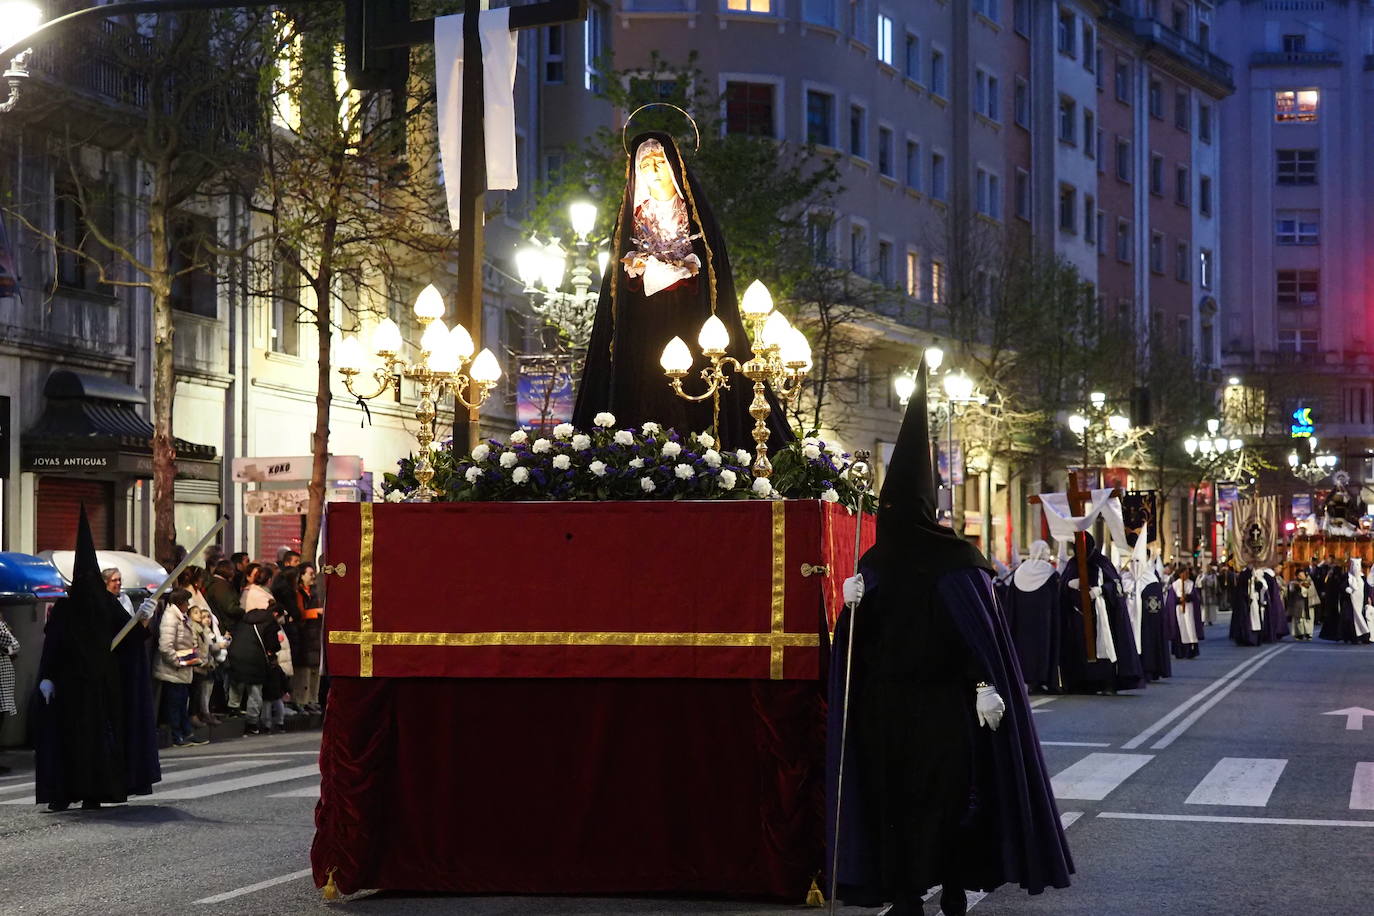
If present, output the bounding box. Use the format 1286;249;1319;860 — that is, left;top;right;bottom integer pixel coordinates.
821;488;840;503
804;436;821;448
553;423;574;440
509;430;529;445
703;449;722;468
384;489;404;503
718;469;737;490
499;450;518;469
641;421;661;435
553;454;571;470
735;449;752;465
572;434;592;451
662;441;682;458
752;477;773;497
532;438;552;454
640;477;656;493
696;433;715;449
824;441;840;455
512;467;530;484
614;429;635;446
629;458;645;469
674;463;695;480
589;460;607;477
464;466;481;484
802;443;822;460
472;443;491;462
593;412;616;428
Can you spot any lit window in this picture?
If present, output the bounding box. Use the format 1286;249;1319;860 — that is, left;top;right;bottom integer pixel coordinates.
877;14;894;64
906;251;921;297
1275;89;1319;122
725;0;772;11
1275;212;1320;245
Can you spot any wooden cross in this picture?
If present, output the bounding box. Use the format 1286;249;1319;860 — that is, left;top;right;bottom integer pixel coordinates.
373;0;589;449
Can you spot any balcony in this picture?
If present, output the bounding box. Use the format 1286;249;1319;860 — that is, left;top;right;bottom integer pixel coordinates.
173;312;230;379
1101;10;1235;94
1252;50;1340;68
0;285;129;360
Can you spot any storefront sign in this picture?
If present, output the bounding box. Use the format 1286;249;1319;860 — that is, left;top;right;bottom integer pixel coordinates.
245;485;366;516
231;455;363;483
1291;406;1315;438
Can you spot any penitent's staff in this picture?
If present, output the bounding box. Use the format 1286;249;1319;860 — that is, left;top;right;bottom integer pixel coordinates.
110;514;230;650
829;450;872;915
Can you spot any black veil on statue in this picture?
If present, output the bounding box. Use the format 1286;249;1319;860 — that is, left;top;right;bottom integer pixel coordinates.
572;128;793;450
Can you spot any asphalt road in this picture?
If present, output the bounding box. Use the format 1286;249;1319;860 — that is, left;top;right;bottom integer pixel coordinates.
1;616;1371;916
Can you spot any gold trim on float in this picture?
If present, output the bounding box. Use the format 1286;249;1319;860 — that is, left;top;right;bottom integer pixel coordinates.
359;503;375;677
770;500;787;679
329;630;820;649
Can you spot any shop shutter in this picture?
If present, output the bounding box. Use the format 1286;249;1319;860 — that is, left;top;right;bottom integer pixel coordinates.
35;478;114;552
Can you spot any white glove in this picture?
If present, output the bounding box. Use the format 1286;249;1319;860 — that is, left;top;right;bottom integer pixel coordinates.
137;598;157;621
38;679;55;703
975;684;1005;731
216;649;228;664
842;575;865;606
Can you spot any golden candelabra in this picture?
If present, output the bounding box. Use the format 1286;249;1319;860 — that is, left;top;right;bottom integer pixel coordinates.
337;284;503;502
659;280;811;478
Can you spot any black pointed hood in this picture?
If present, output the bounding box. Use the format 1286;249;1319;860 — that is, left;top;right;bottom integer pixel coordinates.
69;504;106;602
59;504;120;673
861;360;991;578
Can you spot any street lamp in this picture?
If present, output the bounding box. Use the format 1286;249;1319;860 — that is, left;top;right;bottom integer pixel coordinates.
0;1;42;114
1066;393;1135;468
519;201;609;351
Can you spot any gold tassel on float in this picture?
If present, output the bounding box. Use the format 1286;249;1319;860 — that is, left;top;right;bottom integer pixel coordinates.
321;867;341;901
805;876;825;906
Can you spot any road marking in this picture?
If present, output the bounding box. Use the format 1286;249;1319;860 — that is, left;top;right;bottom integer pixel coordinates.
1030;696;1059;708
1149;645;1291;750
152;764;320;800
1122;644;1285;750
1350;763;1374;812
193;868;313;904
154;750;319;761
268;784;320;798
1324;707;1374;731
1098;811;1374;829
1041;741;1113;748
1051;752;1155;801
1185;758;1287;807
0;758;293;803
1060;811;1084;828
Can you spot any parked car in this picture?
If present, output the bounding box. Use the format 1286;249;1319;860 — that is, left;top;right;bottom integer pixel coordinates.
39;549;169;600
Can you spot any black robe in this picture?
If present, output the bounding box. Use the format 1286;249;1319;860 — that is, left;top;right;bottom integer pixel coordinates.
1007;573;1060;690
1331;575;1373;644
114;616;161;796
1138;581;1174;677
1165;583;1201;660
827;566;1072;905
1317;565;1345;641
572;131;792;452
1057;543;1145;693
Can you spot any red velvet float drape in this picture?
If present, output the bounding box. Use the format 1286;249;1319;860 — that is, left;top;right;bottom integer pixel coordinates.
312;676;825;901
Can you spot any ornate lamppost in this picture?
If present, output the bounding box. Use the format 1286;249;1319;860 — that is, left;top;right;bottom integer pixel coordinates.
1067;391;1135;469
0;1;41;114
336;284;503;502
658;279;811;478
894;346;985;521
1288;437;1338;486
515;201;610;350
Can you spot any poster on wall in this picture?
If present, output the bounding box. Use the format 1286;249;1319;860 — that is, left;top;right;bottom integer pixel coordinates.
1292;494;1314;520
1123;489;1159;544
1216;483;1240;514
516;358;574;433
936;439;964;486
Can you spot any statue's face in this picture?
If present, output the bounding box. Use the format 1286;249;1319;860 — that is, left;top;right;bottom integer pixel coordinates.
637;146;677;202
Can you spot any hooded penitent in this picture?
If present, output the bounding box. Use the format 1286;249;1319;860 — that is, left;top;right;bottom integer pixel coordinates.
1058;532;1146;692
572;130;793;450
33;505;129;807
826;361;1071;909
1008;540;1061;690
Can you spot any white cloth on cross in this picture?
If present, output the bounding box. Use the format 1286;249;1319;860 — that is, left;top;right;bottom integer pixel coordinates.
1065;579;1118;663
435;8;519;230
1037;488;1129;552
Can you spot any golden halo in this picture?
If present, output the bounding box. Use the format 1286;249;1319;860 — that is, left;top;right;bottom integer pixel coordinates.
621;103;702;157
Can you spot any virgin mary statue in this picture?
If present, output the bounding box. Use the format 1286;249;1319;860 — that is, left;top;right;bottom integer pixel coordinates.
572;130;793;450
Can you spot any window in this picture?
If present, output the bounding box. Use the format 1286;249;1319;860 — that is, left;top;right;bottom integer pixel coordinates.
1282;33;1307;53
724;82;775;137
1096;128;1104;173
803;0;836;27
850;224;867;273
930;48;947;96
931;152;947;200
1084;194;1096;244
1276;269;1320;308
1116;137;1131;181
1175;165;1189;205
1175;89;1189;130
1278;328;1320;353
1148;79;1162;118
1149;154;1164;195
931;259;945;305
1275;89;1319;122
1014;0;1031;36
1199;176;1212;216
877;240;893;285
270;247;301;355
1172;4;1186;34
1058;96;1076;144
1276;149;1318;184
806;90;835;146
877;14;894;65
904;33;920;80
975;71;999;121
1014;78;1029;127
905;140;921;189
1015;168;1030;220
1343;387;1369;426
1275;211;1320;245
1096;210;1107;254
1059;185;1077;233
986;74;999;121
1149;232;1164;273
1116;219;1132;262
1175;241;1190;282
583;5;604;91
849;104;867;158
808;213;834;263
1082;24;1094;70
1198;103;1212;142
1178;315;1192;356
1058;8;1076;57
1115;60;1131;102
169;214;217;318
877;126;894;177
1199;248;1214;288
1083;110;1095;158
544;26;565;83
726;0;772;10
847;0;867;40
1095;47;1104;87
1198;19;1210;48
974;0;999;21
906;250;921;297
977;169;998;218
53;181;113;294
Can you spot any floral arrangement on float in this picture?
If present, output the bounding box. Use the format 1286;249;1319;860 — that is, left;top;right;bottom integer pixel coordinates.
380;412;874;513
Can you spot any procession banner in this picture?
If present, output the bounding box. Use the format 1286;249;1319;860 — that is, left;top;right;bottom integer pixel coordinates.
1227;495;1283;569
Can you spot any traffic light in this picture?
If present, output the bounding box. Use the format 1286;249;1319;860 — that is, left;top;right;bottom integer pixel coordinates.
344;0;411;97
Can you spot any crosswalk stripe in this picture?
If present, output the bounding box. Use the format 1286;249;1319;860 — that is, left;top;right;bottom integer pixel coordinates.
1099;811;1374;829
152;764;320;800
1350;763;1374;811
1051;752;1154;801
1185;757;1287;807
1030;697;1059;708
0;758;294;804
268;784;320;798
1060;811;1084;828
